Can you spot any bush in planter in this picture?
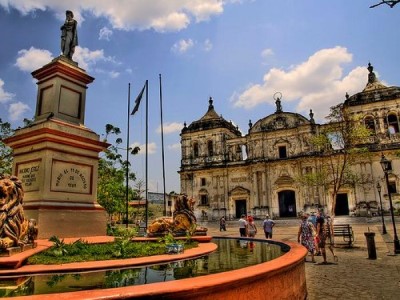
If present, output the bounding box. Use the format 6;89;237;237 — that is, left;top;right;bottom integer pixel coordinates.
159;232;184;254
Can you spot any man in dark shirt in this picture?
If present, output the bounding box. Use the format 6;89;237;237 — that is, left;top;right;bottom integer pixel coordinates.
316;210;328;264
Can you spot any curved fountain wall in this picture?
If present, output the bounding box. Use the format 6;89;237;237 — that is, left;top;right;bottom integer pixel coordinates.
19;239;307;300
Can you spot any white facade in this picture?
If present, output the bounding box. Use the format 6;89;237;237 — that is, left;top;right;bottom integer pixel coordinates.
179;65;400;220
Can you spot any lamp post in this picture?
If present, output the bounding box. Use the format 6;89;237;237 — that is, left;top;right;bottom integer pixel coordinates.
376;182;387;234
380;154;400;254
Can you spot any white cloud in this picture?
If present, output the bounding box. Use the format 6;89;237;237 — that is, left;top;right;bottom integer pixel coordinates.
8;101;30;121
168;143;181;150
99;26;113;41
156;122;183;134
109;71;120;78
188;1;223;22
0;79;15;104
73;46;109;70
261;48;274;58
151;12;190;32
171;39;195;54
231;46;369;120
15;47;53;72
13;46;113;73
0;78;30;122
130;142;157;155
203;39;213;52
0;0;232;32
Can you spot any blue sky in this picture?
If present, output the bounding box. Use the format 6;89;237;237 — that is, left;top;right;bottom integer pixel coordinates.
0;0;399;193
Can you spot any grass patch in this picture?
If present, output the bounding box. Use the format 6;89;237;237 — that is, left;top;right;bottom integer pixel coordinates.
27;239;198;265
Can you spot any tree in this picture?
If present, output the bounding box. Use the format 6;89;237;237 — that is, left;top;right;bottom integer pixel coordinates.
0;119;13;174
0;118;33;175
97;124;139;223
308;104;372;216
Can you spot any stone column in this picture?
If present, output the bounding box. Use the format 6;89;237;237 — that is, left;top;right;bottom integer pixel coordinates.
262;171;267;207
253;172;259;207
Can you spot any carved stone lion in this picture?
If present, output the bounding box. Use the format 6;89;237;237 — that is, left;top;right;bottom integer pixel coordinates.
0;174;30;249
147;194;207;237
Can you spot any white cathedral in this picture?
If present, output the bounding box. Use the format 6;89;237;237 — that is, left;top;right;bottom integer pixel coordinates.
179;64;400;220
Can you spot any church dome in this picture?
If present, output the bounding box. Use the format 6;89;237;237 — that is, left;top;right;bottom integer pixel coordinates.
181;97;242;136
249;96;313;133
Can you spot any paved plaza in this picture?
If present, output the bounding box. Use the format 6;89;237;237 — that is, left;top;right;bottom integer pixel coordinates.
201;216;400;300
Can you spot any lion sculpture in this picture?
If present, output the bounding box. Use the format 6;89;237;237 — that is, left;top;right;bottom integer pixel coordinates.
0;174;36;250
147;194;207;237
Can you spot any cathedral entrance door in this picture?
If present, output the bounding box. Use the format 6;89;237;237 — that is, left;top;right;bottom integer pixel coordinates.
278;190;297;217
235;200;246;218
335;193;349;216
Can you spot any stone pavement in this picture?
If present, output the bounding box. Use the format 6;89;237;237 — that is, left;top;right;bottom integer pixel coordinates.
201;217;400;300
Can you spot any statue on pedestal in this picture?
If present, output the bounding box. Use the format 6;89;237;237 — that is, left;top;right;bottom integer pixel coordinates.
61;10;78;60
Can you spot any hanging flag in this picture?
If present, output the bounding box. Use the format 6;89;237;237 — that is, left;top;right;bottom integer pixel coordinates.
131;82;146;115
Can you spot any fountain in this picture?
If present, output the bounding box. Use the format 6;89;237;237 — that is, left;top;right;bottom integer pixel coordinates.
0;177;307;299
0;12;308;298
0;238;307;299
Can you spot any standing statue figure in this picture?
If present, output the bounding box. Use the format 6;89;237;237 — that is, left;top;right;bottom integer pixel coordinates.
61;10;78;60
275;97;283;113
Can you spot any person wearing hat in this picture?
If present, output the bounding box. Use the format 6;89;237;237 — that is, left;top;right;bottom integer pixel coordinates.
247;215;257;237
263;214;275;239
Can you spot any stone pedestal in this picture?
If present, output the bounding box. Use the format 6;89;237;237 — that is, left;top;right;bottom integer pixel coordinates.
4;57;109;238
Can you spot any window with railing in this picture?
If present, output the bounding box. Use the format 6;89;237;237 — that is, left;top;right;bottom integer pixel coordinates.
387;114;399;134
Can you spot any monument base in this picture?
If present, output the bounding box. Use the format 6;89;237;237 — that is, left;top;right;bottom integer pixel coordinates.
26;208;107;239
0;243;37;257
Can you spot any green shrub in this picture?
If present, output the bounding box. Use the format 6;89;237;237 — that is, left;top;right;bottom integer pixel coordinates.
27;239;198;265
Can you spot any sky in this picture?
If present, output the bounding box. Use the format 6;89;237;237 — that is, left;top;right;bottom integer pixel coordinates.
0;0;399;194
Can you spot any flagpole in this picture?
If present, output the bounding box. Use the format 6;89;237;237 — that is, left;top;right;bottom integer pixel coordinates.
145;80;149;232
125;83;131;229
159;74;167;216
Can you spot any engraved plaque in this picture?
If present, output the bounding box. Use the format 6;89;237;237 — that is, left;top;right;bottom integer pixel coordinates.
51;160;92;194
16;160;41;192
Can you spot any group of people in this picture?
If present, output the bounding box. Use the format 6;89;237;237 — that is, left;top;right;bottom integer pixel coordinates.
237;214;276;239
297;210;338;264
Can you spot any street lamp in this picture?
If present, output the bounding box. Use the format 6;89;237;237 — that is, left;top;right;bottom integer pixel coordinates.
380;154;400;254
376;182;387;234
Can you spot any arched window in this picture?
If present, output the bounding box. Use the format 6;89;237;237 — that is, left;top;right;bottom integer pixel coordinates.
364;116;376;134
193;142;199;157
207;140;213;156
387;114;399;134
199;189;209;206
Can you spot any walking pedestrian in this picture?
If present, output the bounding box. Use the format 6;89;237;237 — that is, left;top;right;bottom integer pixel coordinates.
325;215;338;262
247;215;257;237
262;215;275;239
238;214;248;237
298;213;316;263
316;210;328;264
308;212;320;255
219;216;227;231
